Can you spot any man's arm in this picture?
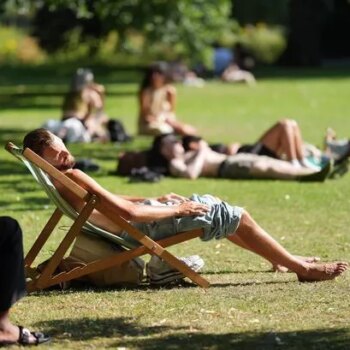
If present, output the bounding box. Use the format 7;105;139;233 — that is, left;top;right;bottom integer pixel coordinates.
139;90;157;123
63;169;209;222
170;147;208;179
120;193;189;203
165;85;176;113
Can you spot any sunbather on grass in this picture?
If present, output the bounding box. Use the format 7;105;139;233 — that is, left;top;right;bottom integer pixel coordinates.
148;133;332;181
22;129;348;283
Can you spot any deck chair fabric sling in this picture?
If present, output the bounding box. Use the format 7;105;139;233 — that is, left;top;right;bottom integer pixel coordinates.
6;142;210;291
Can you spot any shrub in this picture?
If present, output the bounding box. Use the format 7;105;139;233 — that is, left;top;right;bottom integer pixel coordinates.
239;23;286;64
0;26;46;64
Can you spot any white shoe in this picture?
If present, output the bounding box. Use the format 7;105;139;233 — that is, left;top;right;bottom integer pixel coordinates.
146;255;204;285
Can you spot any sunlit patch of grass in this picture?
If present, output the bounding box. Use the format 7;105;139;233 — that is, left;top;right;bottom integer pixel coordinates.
1;66;350;349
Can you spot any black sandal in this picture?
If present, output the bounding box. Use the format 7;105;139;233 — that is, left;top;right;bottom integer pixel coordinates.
18;326;50;346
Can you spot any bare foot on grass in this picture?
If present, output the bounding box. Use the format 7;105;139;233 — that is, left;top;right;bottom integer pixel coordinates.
297;262;348;282
272;256;320;273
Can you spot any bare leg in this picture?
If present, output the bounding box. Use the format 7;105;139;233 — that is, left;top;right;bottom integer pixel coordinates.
259;119;299;161
167;119;197;136
230;235;319;272
227;211;348;281
0;311;20;343
249;156;314;180
290;119;305;160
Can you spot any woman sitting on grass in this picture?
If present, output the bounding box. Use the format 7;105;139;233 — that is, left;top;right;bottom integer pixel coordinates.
61;68;110;142
138;62;198;136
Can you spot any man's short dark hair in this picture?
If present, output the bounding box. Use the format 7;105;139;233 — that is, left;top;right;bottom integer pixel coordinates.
182;135;202;152
23;128;55;156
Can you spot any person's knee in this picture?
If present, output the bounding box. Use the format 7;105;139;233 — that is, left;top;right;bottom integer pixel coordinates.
0;216;23;242
237;209;253;230
278;118;293;129
288;119;298;128
281;118;299;129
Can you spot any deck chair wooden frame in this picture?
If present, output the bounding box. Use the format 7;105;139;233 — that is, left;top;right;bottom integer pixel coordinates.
6;142;210;292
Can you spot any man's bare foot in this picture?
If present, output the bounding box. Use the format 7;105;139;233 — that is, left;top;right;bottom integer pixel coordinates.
297;262;348;282
272;256;320;273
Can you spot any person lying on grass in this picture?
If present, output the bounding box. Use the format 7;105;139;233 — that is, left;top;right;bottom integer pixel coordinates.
182;121;350;173
22;128;348;283
148;134;333;181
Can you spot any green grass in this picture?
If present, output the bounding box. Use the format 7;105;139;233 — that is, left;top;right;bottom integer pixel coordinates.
1;64;350;349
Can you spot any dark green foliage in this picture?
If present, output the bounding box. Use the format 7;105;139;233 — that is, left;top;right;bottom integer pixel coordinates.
29;0;233;62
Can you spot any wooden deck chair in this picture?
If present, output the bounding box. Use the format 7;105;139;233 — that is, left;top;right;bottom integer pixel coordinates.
5;142;210;292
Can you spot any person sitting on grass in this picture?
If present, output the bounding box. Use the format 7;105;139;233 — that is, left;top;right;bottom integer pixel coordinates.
221;62;257;86
61;68;110;142
138;62;198;136
0;216;50;346
148;134;333;182
22;128;348;283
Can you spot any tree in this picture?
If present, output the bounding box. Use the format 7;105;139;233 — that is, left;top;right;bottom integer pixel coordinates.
30;0;234;63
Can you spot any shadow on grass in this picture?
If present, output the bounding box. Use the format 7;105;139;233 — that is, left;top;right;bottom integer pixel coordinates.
35;316;187;340
117;328;350;350
0;62;144;83
28;275;293;298
0;127;28;146
35;315;350;350
0;197;51;212
0;159;28;176
255;65;350;80
0;90;136;110
119;329;350;350
209;279;294;288
204;269;273;275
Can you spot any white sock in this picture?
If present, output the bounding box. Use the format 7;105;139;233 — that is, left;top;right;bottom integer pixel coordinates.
300;158;321;171
291;159;301;168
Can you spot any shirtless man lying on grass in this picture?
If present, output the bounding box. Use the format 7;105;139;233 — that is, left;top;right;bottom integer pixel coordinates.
148;134;332;181
22;128;348;282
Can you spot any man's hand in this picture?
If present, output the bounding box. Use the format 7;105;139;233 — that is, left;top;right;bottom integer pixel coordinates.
175;201;209;217
198;139;209;150
156;192;189;204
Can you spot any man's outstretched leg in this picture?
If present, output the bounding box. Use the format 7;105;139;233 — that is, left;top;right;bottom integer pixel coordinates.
229;231;319;272
227;210;348;282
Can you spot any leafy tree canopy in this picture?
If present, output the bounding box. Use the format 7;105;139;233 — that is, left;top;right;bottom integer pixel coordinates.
3;0;235;63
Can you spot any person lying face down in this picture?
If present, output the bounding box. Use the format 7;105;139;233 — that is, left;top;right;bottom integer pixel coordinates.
22;128;348;283
148;134;332;181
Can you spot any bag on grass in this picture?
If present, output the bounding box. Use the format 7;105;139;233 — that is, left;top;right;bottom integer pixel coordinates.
68;233;145;287
116;150;149;175
37;233;144;288
107;119;133;143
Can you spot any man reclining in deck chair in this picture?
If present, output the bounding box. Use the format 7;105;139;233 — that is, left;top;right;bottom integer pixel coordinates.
22;128;348;283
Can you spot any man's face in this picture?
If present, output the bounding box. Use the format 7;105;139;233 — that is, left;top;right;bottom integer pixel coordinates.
41;136;75;171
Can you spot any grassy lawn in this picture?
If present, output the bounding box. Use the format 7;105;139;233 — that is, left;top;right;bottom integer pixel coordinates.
0;64;350;349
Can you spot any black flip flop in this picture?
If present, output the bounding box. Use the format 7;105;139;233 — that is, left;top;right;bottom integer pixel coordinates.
0;326;50;347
